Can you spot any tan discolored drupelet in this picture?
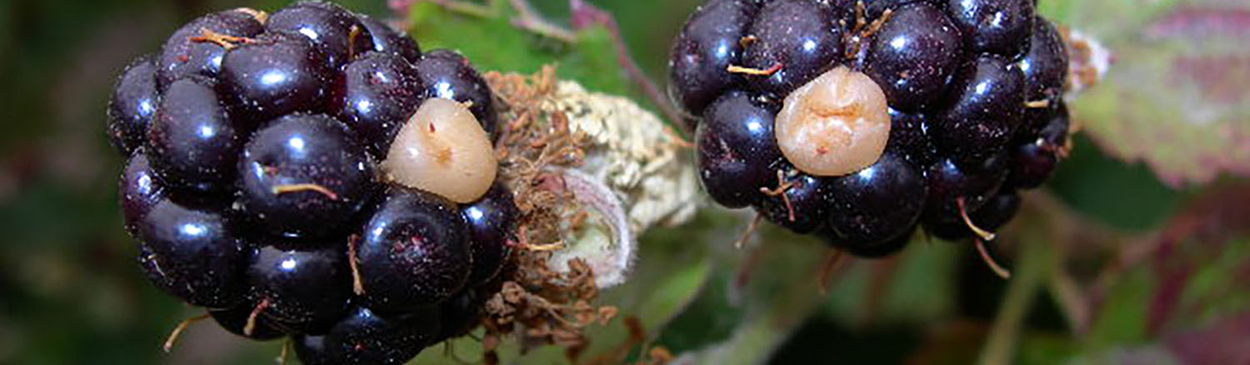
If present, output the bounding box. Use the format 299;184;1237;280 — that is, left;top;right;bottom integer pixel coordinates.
776;66;891;177
382;98;498;203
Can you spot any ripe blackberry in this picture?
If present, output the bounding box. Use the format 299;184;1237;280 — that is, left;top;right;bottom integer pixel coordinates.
336;52;424;157
668;0;759;117
356;186;471;312
217;32;335;127
147;77;241;195
460;182;518;287
674;0;1072;262
110;2;509;355
107;56;159;155
315;306;441;365
247;240;351;334
358;15;422;64
237;113;376;238
411;49;498;137
135;199;247;308
742;0;842;98
695;91;783;208
154;8;265;89
266;1;373;69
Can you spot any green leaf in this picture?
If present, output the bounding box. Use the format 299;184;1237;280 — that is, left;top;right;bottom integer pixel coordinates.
1040;0;1250;187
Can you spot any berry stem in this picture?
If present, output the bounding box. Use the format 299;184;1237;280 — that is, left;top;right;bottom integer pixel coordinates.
760;169;797;222
243;299;271;337
275;338;290;365
1024;99;1051;108
271;183;340;201
957;197;998;241
162;313;211;353
348;234;366;296
727;63;783;76
733;213;764;250
975;239;1012;279
188;28;253;50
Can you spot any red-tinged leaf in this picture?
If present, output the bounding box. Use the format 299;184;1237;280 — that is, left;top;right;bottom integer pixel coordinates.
1042;0;1250;187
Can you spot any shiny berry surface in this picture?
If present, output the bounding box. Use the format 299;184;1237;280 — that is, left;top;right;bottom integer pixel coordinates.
155;9;265;89
357;187;471;312
266;1;373;69
238;114;376;238
318;306;441;365
136;199;247;308
411;50;498;137
209;300;287;340
247;241;350;334
460;182;517;287
931;54;1025;164
945;0;1035;57
742;0;842;98
147;77;241;195
825;151;928;245
695;91;783;208
755;164;833;234
336;52;423;157
120;149;165;235
866;3;963;111
107;56;160;155
1008;102;1069;189
358;15;422;64
668;0;758;116
217;32;335;127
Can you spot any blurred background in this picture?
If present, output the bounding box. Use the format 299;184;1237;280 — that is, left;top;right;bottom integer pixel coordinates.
1;0;1247;364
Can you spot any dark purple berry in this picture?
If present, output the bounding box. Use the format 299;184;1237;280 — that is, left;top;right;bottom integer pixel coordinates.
266;1;374;69
1008;103;1069;189
357;187;471;312
825;151;927;245
822;225;915;258
436;288;486;342
147;77;241;195
412;50;497;137
107;56;159;156
120;149;165;236
316;306;441;365
754;163;833;234
136;199;247;308
668;0;759;117
945;0;1035;57
336;52;423;157
886;108;936;166
931;54;1025;165
238;114;376;238
1019;17;1068;107
461;182;517;287
247;240;351;334
209;300;287;340
923;154;1008;226
695;91;783;208
358;15;422;64
866;3;963;111
155;9;265;89
217;32;335;128
294;335;330;365
971;189;1021;232
742;0;843;97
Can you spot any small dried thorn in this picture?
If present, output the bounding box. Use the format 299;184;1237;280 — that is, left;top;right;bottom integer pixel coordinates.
271;183;340;201
1025;99;1051;109
234;7;269;24
759;169;797;222
817;248;845;295
734;237;766;289
727;63;783;76
243;298;271;337
957;197;997;241
523;241;566;252
861;8;894;38
163;313;211;353
739;35;758;48
347;24;363;59
975;239;1012;279
461;100;476;109
189;28;252;50
275;338;291;365
348;234;365;295
734;213;764;250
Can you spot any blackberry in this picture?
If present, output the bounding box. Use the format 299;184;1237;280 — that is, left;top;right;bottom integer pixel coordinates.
135;199;247;308
672;0;1072;262
336;52;423;158
107;56;159;155
356;187;471;312
411;49;499;137
237;113;376;239
109;2;508;358
695;91;783;208
246;240;351;334
147;77;242;195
